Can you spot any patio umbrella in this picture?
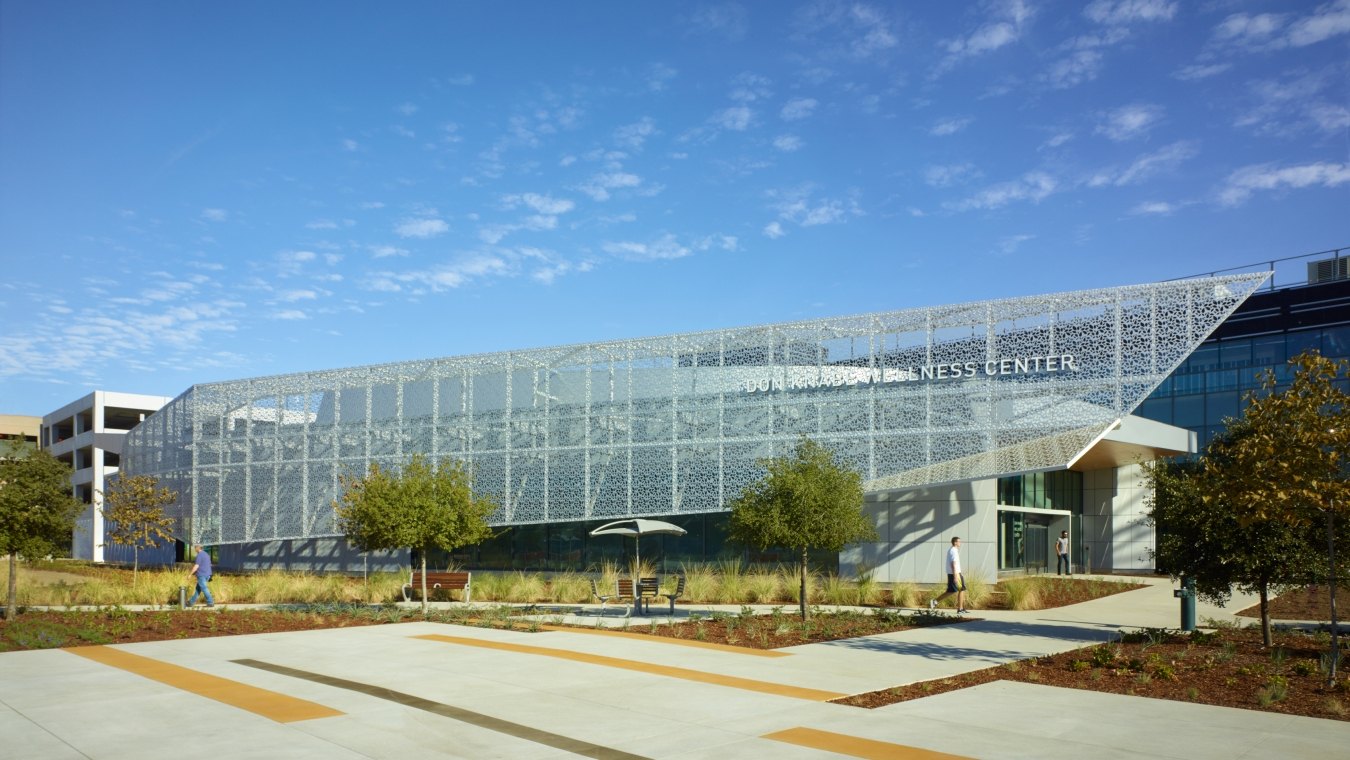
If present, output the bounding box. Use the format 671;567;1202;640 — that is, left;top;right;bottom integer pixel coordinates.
589;518;687;574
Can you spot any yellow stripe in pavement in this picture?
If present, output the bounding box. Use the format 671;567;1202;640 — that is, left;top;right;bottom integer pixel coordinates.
68;646;343;723
535;624;790;657
763;727;972;759
414;633;845;701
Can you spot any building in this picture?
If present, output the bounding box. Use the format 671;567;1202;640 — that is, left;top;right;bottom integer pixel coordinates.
42;391;173;562
0;414;40;451
121;273;1269;579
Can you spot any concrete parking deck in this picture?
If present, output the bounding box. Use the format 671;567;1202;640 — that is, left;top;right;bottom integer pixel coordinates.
2;577;1346;759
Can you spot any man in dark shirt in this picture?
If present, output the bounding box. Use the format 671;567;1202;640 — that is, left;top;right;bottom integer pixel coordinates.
186;545;214;607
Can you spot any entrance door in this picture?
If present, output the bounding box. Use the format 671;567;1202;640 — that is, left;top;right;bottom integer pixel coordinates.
998;511;1053;572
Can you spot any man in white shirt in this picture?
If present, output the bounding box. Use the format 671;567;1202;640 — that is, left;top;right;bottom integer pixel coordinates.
930;536;968;614
1056;530;1071;575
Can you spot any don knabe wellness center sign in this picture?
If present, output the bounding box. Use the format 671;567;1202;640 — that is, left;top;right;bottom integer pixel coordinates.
740;354;1080;394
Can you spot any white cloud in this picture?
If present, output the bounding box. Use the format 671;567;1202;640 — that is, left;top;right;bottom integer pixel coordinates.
694;234;739;252
1096;103;1163;141
996;234;1036;255
1044;50;1103;89
930;117;973;136
947;172;1057;211
369;245;408;259
646;62;678;92
924;163;979;187
360;201;385;210
201;208;228;222
780;97;818;121
728;72;773;103
773;134;804;152
1088;141;1197;187
306;219;339;230
397;102;419;116
1040;132;1075;150
763;221;786;238
688;3;749;40
504;192;575;215
445;73;475;86
578;171;642;201
1212;1;1350;51
1173;63;1230;81
1130;201;1178;215
941;0;1034;67
342;139;359;151
768;185;864;227
1218;161;1350;206
279;289;317;302
602;233;691;261
1235;69;1349;136
614;117;657;150
791;2;899;61
1084;1;1177;25
395;217;449;239
712;105;753;131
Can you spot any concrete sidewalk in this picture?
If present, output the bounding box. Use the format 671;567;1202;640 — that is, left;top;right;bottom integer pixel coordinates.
2;578;1346;759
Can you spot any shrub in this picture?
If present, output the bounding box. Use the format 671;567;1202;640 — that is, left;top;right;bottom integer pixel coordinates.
888;581;920;608
1002;577;1043;610
745;570;783;603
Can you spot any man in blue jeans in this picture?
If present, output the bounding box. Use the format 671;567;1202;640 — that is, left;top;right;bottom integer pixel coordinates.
186;544;214;607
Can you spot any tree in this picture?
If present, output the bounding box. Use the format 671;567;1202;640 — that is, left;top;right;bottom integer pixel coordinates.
99;474;178;585
1145;424;1328;647
727;437;877;620
0;443;82;620
334;455;497;614
1211;351;1350;681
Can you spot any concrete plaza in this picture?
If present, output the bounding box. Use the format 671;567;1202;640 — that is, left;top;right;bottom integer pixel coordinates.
2;577;1346;759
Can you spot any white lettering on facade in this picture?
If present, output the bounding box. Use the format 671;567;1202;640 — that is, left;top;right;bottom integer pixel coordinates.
741;353;1080;393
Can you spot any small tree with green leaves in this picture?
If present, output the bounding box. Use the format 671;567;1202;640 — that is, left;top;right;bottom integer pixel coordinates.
99;474;178;586
1209;351;1350;679
728;437;877;620
334;455;497;614
0;443;82;620
1145;425;1327;647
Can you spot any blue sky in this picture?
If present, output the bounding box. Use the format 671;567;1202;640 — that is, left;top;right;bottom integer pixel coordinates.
2;1;1347;417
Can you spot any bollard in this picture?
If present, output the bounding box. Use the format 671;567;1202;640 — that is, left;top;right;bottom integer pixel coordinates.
1174;577;1196;631
179;586;187;609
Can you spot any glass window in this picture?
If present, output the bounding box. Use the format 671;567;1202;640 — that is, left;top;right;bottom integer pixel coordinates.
1219;338;1251;367
1136;397;1172;424
1185;345;1219;372
1251;335;1285;367
1205;391;1239;426
1173;394;1204;427
1207;369;1239;392
1285;329;1321;359
1170;373;1206;395
1323;325;1350;359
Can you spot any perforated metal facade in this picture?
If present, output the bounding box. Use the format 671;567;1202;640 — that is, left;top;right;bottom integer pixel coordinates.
123;273;1268;545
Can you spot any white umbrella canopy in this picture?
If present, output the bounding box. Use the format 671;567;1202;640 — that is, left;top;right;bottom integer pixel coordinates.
589;519;687;574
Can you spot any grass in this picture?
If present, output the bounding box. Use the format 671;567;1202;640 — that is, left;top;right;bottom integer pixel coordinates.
11;559;1143;612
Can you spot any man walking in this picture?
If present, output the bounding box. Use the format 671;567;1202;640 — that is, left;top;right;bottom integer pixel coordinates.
186;544;214;607
930;536;967;614
1056;530;1071;575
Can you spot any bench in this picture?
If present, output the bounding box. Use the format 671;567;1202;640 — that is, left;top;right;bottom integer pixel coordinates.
591;578;632;617
402;571;472;603
661;575;686;614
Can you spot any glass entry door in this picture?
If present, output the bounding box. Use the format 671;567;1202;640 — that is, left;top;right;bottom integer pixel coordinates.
999;511;1053;572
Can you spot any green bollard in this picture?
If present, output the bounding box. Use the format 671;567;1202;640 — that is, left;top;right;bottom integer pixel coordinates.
1174;577;1196;631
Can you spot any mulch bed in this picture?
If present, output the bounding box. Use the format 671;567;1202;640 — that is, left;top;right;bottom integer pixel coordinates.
601;608;965;648
0;608;395;651
1236;585;1350;621
836;626;1349;721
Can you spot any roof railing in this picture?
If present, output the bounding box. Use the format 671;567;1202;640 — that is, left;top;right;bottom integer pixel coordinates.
1169;245;1348;291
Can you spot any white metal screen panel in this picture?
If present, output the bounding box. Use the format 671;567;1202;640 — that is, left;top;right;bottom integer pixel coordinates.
123;273;1268;545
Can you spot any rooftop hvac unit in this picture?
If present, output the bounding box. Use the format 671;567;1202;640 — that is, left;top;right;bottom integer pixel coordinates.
1308;256;1349;284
